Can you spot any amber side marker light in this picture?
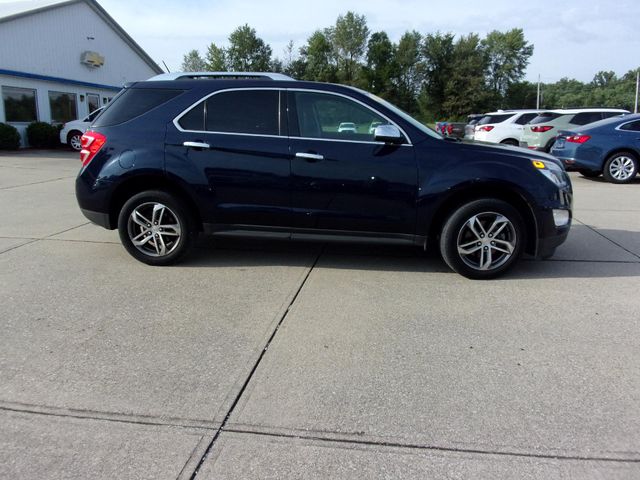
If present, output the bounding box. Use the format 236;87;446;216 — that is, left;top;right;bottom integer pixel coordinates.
532;160;546;169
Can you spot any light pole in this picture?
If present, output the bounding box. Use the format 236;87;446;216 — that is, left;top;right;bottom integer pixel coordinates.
635;70;639;114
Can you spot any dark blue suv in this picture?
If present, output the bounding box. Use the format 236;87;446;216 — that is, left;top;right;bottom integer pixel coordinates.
76;72;572;279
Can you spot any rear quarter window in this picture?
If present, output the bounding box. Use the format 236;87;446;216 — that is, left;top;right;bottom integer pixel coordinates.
529;113;562;125
93;88;183;127
570;112;603;126
477;113;515;125
619;120;640;132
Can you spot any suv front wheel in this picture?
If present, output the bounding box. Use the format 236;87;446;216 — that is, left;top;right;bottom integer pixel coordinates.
118;190;195;265
439;199;524;279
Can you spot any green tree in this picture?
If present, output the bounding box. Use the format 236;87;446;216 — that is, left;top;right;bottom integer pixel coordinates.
482;28;534;97
331;11;369;84
591;71;617;88
362;32;396;95
391;31;423;114
442;34;492;118
299;30;337;82
504;81;537;109
226;24;272;71
205;43;226;71
181;49;206;72
420;32;455;119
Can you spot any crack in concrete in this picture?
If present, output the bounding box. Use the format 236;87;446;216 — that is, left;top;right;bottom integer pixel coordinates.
187;245;326;480
223;427;640;464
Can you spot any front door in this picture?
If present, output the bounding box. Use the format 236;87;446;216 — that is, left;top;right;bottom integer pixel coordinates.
165;88;290;230
287;90;417;237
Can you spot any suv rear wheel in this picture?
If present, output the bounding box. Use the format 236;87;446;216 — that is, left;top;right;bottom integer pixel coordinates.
118;190;195;265
439;199;524;279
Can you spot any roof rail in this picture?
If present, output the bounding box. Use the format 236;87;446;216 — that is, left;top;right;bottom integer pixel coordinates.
147;72;295;81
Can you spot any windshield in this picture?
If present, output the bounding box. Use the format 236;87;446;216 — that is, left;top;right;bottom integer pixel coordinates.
353;88;443;140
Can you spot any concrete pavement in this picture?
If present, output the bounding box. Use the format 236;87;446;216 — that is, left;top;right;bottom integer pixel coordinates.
0;151;638;479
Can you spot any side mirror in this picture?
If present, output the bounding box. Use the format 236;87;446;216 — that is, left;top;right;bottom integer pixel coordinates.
374;125;404;144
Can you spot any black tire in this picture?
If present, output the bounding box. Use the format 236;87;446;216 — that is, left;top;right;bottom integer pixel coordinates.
117;190;195;265
602;152;638;184
544;139;556;153
67;131;83;151
439;199;525;279
578;169;601;178
500;138;519;146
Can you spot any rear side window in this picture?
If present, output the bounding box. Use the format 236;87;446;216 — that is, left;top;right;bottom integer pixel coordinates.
619;120;640;131
515;113;538;125
529;113;561;125
571;112;603;126
477;113;515;125
94;88;182;127
205;90;279;135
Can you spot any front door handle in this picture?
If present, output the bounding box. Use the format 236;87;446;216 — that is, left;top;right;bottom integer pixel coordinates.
183;141;211;149
295;152;324;162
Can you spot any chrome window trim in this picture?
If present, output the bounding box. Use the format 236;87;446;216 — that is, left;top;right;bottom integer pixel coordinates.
173;87;413;146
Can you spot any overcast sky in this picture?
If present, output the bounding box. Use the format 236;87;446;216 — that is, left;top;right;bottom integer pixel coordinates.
49;0;640;82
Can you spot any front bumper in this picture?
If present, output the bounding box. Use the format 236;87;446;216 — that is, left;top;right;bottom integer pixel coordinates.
534;183;573;259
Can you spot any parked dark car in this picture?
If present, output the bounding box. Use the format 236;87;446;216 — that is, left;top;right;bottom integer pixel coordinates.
464;114;483;140
551;114;640;183
76;72;572;279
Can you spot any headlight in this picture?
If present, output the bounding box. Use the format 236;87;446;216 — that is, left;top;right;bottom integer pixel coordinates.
531;159;566;186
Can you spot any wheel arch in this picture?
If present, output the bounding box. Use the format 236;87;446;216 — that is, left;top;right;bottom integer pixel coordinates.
604;147;639;163
426;183;538;256
107;174;202;230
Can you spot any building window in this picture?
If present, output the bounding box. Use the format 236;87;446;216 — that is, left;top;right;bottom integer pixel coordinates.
87;93;100;113
2;86;37;122
48;91;77;123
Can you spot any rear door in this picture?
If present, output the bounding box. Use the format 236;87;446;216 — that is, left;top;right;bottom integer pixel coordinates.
165;88;291;230
287;90;417;237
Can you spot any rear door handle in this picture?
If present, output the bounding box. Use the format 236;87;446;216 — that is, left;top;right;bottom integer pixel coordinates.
183;141;211;149
295;152;324;162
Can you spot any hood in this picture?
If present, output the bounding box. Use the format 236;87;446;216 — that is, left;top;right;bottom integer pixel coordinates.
460;140;564;168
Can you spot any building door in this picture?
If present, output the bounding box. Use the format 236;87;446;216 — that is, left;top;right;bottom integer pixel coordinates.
87;93;100;113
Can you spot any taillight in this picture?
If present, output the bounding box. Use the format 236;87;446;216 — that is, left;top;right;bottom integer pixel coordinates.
479;126;494;132
80;131;106;167
566;134;591;144
446;124;453;134
531;126;553;133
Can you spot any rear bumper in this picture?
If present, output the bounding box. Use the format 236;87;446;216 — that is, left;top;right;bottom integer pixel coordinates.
80;208;112;229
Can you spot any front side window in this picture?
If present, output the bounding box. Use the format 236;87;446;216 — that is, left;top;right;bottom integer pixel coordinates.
292;91;388;141
2;86;37;122
48;91;77;123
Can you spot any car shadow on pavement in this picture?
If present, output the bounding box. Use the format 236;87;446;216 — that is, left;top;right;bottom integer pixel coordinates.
179;233;640;279
575;175;640;185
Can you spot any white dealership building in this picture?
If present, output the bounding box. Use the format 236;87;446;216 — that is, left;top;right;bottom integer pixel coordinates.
0;0;162;145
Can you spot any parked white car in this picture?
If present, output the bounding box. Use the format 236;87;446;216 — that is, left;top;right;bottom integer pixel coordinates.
473;109;542;146
59;107;104;151
338;122;357;133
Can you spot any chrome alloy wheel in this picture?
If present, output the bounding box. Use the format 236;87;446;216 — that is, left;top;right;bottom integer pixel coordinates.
127;202;182;257
608;155;635;181
456;212;517;271
69;134;82;151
